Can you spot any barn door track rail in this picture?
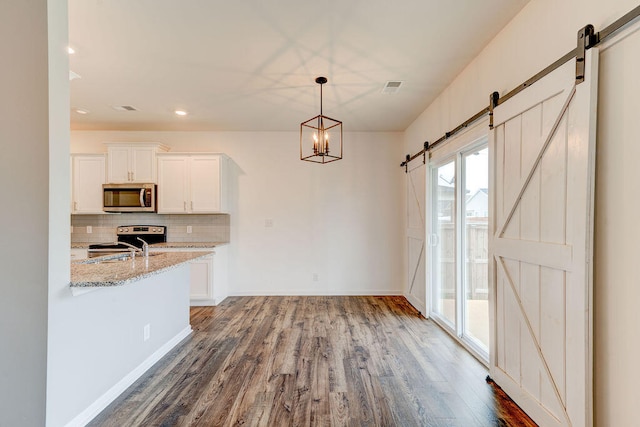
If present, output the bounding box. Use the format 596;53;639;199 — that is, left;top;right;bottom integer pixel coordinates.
400;4;640;171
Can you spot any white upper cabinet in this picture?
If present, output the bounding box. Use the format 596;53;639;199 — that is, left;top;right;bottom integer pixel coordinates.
190;156;222;213
71;154;106;214
157;153;228;214
156;156;189;213
105;143;167;183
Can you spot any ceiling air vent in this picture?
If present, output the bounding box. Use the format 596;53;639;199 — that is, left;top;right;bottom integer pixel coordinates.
382;81;403;94
111;105;138;111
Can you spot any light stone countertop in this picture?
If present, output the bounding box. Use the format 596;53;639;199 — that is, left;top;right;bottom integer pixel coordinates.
150;242;225;248
70;251;213;288
71;242;226;249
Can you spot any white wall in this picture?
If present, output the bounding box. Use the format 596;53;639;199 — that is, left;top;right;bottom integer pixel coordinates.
404;0;639;149
403;1;640;425
71;131;406;296
49;267;191;427
0;1;67;425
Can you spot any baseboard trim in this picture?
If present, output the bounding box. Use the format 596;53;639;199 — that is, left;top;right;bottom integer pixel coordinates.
190;299;216;306
64;326;192;427
229;290;402;297
404;293;427;317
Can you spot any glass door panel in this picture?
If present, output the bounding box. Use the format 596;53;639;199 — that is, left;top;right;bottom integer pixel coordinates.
462;147;489;354
431;160;456;327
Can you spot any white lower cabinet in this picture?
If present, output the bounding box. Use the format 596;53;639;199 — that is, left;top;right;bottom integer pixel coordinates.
149;247;225;306
70;248;88;261
188;254;215;304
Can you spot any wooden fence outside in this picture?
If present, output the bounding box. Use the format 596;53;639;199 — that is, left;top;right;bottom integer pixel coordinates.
434;219;488;300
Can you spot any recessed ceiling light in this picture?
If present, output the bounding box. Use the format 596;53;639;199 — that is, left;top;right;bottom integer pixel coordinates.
74;108;89;115
68;46;75;54
175;110;188;116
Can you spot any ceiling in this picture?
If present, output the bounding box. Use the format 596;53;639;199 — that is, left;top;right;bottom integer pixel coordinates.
69;0;529;132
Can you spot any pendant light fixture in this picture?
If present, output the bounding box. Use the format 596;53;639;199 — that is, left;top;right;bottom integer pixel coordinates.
300;77;343;164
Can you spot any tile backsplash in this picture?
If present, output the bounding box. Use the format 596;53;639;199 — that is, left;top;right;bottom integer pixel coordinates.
71;213;230;244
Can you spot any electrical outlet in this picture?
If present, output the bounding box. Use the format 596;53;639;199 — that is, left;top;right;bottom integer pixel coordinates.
143;324;151;341
265;219;274;228
86;226;92;234
312;273;319;282
186;225;192;234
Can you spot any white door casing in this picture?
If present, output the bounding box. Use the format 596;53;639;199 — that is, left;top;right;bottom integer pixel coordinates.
406;159;427;314
489;49;598;427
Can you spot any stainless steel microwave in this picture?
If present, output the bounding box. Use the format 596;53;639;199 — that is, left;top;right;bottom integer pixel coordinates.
103;183;156;212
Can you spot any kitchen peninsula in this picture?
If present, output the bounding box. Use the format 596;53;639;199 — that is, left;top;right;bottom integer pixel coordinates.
70;250;213;289
63;250;213;426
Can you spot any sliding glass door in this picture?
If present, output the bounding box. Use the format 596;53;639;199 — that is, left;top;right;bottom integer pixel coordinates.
431;160;456;327
462;147;489;354
430;142;489;361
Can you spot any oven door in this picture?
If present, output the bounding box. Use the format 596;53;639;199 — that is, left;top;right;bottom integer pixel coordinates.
103;184;156;212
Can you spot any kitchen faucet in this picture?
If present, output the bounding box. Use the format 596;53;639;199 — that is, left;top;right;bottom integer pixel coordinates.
136;237;149;257
115;241;141;252
113;241;141;259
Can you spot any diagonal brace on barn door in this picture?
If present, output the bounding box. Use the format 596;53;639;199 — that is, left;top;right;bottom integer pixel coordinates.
496;257;572;427
497;85;576;238
408;169;425;227
408;242;425;295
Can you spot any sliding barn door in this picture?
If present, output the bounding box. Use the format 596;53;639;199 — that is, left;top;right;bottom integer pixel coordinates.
489;49;598;427
406;159;426;314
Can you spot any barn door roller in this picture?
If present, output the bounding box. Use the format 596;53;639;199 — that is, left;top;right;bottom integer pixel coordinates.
576;25;597;84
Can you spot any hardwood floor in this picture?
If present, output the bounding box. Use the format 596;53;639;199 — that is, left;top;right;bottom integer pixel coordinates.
89;296;536;426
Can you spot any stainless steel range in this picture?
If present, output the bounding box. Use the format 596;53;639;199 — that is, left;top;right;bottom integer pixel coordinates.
87;225;167;258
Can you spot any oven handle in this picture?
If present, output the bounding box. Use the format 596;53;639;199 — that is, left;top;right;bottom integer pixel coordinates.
140;188;145;207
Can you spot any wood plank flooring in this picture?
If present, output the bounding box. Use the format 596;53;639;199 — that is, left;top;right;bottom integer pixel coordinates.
88;296;536;426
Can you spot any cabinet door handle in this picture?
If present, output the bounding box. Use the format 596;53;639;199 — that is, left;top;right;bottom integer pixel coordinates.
191;201;194;211
74;201;78;211
184;201;187;212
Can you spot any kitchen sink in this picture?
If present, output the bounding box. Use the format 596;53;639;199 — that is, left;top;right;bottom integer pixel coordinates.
80;254;132;264
79;252;162;264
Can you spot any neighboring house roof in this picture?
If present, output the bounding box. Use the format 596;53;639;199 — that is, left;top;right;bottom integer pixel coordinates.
466;188;489;216
438;174;455;187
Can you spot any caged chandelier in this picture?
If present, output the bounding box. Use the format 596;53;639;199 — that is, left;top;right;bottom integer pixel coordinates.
300;77;343;164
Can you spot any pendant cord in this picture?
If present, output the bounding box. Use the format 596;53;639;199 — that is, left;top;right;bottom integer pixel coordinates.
320;82;323;117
